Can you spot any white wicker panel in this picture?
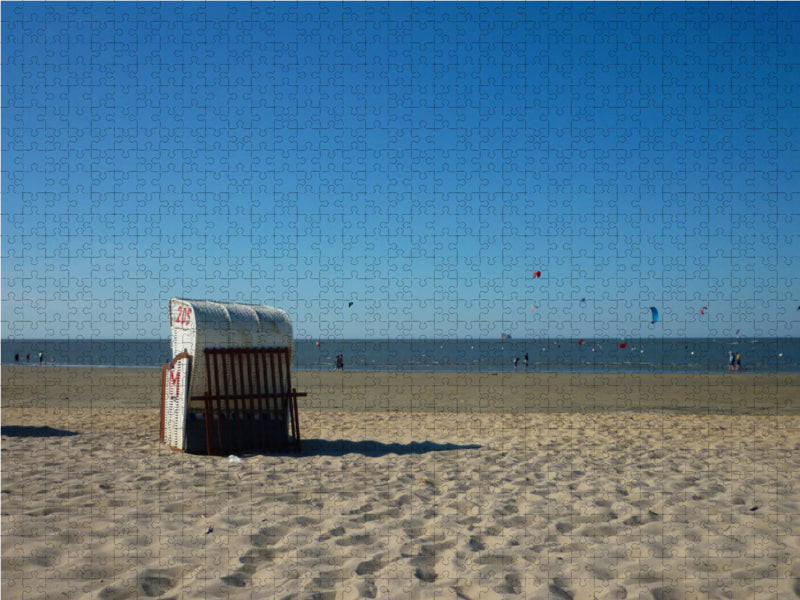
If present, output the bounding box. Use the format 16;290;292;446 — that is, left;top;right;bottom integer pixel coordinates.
163;355;190;449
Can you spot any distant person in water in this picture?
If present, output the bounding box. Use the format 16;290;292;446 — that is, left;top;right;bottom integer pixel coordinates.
513;357;519;371
736;352;741;371
39;352;44;365
524;353;529;371
728;351;735;371
14;353;19;364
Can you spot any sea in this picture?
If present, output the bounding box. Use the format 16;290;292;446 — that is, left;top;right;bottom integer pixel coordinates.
3;338;799;374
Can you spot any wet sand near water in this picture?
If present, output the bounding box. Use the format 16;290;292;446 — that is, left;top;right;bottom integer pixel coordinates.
3;366;799;414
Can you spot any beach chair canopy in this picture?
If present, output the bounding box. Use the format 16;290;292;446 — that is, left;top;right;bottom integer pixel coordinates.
168;297;294;401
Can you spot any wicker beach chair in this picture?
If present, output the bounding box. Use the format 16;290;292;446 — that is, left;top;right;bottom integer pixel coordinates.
160;298;305;455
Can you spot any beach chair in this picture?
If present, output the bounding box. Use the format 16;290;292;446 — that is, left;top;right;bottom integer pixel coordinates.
160;298;305;455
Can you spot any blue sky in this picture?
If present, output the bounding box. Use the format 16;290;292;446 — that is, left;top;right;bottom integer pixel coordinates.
3;2;799;340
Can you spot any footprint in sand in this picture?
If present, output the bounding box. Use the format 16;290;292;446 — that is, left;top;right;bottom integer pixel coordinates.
651;586;682;600
355;554;385;576
555;521;572;534
220;572;248;588
493;501;519;517
468;535;486;552
98;585;132;600
250;524;291;547
549;578;574;600
457;515;481;528
312;568;349;589
99;567;185;598
217;524;291;590
414;565;437;583
394;493;413;507
27;546;59;567
475;553;515;567
495;572;522;595
239;547;276;573
408;538;457;584
335;533;376;547
623;510;660;527
358;579;378;598
402;517;426;539
220;544;279;587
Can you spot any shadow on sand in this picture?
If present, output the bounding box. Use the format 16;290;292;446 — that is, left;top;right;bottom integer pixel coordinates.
274;439;481;458
1;425;79;438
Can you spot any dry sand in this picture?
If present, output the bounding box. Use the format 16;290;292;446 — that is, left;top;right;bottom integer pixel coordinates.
2;366;800;599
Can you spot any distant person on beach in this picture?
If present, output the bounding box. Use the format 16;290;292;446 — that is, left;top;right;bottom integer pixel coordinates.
38;352;44;365
728;351;735;371
736;352;741;371
524;353;529;371
337;354;344;371
26;353;30;363
14;353;19;364
513;357;519;371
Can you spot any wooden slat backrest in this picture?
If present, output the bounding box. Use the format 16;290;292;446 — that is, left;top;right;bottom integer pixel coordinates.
201;347;303;455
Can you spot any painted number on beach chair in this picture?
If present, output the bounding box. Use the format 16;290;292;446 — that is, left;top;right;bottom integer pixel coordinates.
175;306;193;326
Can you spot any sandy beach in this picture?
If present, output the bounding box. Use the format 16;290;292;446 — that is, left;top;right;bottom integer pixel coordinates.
3;366;800;599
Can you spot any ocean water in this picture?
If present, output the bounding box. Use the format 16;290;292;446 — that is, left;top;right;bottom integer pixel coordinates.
3;338;799;374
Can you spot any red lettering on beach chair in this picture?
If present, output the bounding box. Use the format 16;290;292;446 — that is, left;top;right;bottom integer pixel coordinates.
175;306;193;326
169;370;180;392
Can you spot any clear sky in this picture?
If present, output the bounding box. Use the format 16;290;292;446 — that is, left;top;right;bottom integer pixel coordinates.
3;2;799;340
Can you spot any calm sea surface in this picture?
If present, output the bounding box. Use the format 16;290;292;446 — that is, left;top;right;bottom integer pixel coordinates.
3;338;799;374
